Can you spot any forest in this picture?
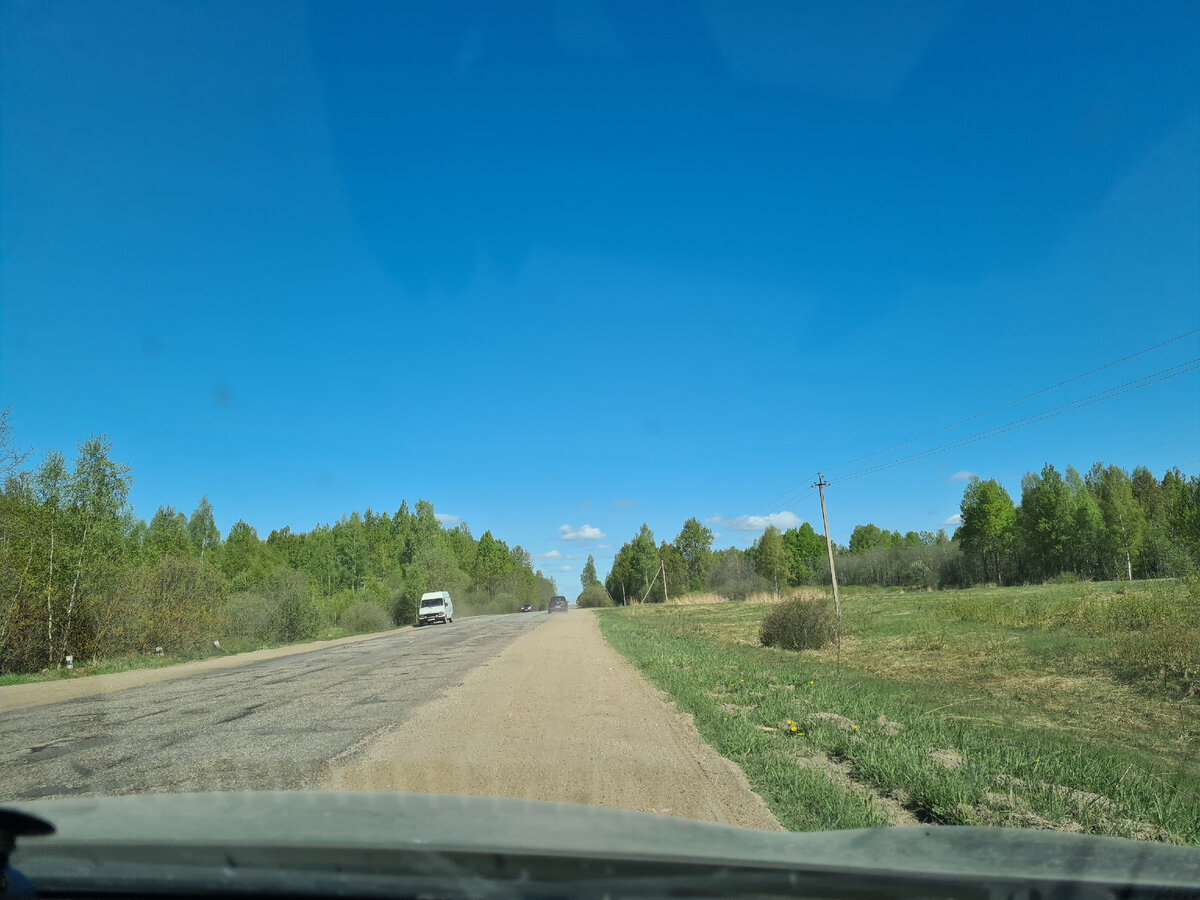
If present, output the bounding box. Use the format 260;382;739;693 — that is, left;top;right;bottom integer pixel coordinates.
0;414;557;674
601;462;1200;603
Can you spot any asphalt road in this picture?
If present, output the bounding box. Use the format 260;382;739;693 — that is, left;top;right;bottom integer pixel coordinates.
0;614;546;801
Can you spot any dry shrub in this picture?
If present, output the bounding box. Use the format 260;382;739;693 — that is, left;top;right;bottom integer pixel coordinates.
665;592;727;605
744;591;781;604
759;596;837;651
746;588;829;604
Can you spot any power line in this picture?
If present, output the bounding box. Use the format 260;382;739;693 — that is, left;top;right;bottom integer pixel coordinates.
823;327;1199;477
1112;431;1200;463
732;329;1200;532
835;358;1200;483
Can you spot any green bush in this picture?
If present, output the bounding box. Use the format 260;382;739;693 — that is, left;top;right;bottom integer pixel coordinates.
268;570;321;643
759;596;837;651
224;590;275;643
576;584;613;608
710;553;767;602
904;560;936;590
339;600;393;635
391;590;416;626
319;588;358;624
1047;571;1080;585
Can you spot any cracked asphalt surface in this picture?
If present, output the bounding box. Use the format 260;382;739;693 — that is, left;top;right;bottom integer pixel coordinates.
0;614;544;801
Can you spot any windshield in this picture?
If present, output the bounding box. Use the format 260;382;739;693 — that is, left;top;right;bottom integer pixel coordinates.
1;0;1198;874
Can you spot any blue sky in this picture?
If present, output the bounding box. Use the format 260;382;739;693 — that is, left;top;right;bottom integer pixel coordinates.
2;1;1198;592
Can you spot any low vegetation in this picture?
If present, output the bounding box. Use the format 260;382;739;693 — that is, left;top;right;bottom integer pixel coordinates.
0;414;558;675
759;596;837;651
575;583;613;608
596;578;1200;844
603;459;1197;607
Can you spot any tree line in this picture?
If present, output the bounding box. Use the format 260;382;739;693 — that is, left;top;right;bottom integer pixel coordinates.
956;462;1198;586
0;418;556;674
599;460;1198;601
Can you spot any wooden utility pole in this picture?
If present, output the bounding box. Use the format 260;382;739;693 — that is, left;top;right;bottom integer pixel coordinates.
814;474;841;618
815;473;842;672
661;557;669;605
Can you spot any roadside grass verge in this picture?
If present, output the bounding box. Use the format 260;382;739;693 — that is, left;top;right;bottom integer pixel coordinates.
0;603;528;687
596;584;1200;844
0;623;397;687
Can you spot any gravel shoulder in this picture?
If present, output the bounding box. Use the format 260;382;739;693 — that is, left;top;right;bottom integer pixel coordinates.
324;610;783;831
0;628;411;714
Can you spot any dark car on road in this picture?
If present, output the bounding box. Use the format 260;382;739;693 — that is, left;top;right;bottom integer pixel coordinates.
548;596;568;613
520;604;533;612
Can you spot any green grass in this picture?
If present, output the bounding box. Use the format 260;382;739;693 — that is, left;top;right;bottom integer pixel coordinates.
596;581;1200;844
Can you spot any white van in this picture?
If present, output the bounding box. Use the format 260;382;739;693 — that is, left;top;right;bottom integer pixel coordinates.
417;590;453;626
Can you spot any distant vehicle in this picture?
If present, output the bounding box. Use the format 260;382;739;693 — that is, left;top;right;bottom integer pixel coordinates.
520;604;533;612
417;591;453;626
548;596;568;613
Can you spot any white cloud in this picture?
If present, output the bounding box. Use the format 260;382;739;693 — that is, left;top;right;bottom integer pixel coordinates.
949;471;976;482
612;498;637;507
559;523;607;541
434;513;460;525
704;511;802;533
596;544;612;550
536;550;579;562
559;565;572;572
942;513;963;526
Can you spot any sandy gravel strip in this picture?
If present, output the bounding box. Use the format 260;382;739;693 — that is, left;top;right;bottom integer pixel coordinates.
324;610;783;831
0;628;411;714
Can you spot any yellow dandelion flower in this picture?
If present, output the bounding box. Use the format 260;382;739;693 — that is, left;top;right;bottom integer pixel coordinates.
852;725;858;730
790;726;797;733
809;680;814;685
787;720;794;725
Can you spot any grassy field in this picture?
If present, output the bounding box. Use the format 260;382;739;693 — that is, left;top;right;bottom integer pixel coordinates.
596;579;1200;844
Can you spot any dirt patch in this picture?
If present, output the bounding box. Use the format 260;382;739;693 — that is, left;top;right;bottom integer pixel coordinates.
811;712;857;731
980;778;1175;841
795;753;919;827
324;611;783;831
0;629;410;713
994;775;1117;811
877;715;904;736
930;748;964;769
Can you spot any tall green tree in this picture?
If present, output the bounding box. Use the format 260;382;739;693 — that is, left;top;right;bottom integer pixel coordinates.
1091;464;1145;581
1066;466;1104;576
187;496;220;562
646;541;685;603
220;520;271;588
673;517;713;590
472;530;512;597
848;523;889;554
145;505;191;559
628;524;659;598
783;522;825;584
32;450;69;666
755;525;789;596
958;477;1017;585
580;554;599;588
1017;464;1076;579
